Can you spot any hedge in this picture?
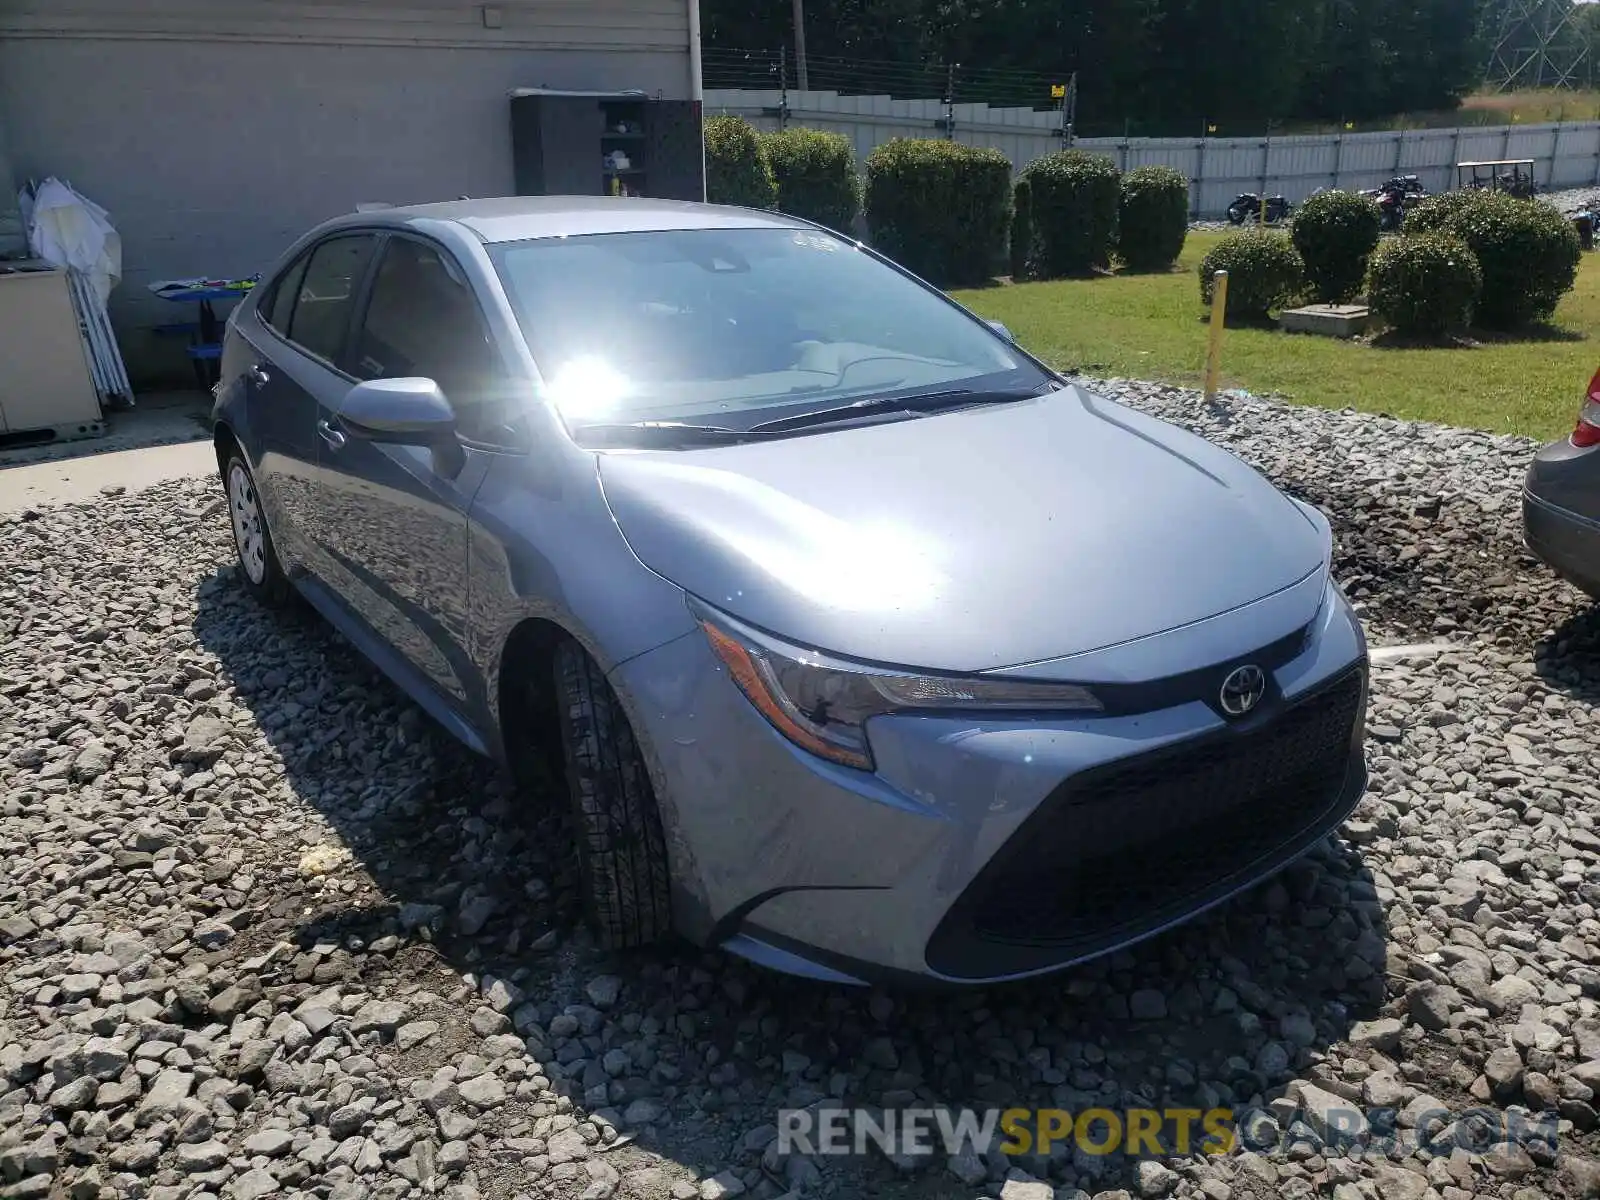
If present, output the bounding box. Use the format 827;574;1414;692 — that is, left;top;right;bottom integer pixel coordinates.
1198;231;1304;321
864;139;1012;287
1403;189;1580;328
703;115;776;209
1291;190;1381;303
1366;233;1482;337
1016;150;1121;277
1117;165;1189;272
761;128;860;232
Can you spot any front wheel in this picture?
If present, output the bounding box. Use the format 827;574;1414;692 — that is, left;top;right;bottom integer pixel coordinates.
1226;204;1249;225
222;451;291;607
552;640;673;949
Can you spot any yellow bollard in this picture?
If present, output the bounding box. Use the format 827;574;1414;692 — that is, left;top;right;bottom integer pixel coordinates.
1204;270;1228;402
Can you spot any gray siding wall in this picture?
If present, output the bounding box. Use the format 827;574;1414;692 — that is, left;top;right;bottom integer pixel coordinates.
0;0;691;385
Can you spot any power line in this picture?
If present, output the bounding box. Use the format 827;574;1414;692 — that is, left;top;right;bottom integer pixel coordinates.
701;47;1066;108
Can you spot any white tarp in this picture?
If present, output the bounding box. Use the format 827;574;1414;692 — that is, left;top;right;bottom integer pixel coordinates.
23;177;122;309
21;177;132;406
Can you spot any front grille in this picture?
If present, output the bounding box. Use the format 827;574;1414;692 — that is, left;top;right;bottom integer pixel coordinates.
928;667;1366;976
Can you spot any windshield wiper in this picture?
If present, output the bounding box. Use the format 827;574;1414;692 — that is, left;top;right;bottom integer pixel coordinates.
571;420;774;447
747;382;1059;435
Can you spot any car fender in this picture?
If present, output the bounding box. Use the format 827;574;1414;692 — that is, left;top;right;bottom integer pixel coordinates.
466;457;708;928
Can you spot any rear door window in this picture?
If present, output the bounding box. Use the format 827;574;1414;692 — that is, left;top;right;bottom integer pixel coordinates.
284;235;378;365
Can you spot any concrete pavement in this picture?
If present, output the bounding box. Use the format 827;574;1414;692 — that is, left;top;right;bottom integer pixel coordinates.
0;438;216;516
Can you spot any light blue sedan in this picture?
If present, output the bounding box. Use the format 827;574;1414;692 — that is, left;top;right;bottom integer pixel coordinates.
212;196;1369;985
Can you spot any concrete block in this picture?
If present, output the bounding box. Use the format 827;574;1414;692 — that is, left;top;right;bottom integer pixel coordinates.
1279;304;1370;337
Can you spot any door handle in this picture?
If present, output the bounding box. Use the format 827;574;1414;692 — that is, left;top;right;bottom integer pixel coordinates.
247;364;270;387
317;419;348;452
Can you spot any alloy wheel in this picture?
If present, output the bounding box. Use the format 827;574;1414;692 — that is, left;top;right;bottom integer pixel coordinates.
227;462;267;585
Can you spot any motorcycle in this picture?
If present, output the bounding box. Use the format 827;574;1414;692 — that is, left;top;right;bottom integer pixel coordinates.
1571;203;1598;250
1363;175;1428;231
1226;192;1292;225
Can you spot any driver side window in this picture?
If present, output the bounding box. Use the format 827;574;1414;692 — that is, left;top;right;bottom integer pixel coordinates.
352;238;517;445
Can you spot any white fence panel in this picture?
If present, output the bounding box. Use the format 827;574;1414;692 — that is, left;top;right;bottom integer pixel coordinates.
703;89;1600;217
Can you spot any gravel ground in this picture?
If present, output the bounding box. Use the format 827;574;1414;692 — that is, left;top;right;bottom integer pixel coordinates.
4;382;1600;1200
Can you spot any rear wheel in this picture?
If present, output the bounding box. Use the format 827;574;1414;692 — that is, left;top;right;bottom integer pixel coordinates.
552;640;672;948
223;451;291;608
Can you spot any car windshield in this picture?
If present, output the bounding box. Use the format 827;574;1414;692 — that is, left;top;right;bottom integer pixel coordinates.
489;226;1047;431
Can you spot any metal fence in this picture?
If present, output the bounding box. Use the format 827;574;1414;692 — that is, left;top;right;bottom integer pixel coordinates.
704;88;1600;217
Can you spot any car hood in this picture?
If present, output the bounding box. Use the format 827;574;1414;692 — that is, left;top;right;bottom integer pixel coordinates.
597;386;1327;673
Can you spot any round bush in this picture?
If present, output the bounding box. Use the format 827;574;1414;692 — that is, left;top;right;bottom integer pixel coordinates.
703;115;776;209
1010;176;1033;280
864;139;1012;287
1117;165;1189;272
1404;189;1581;328
1291;190;1381;303
1366;233;1482;336
760;128;860;232
1401;189;1491;236
1197;231;1304;321
1017;150;1121;277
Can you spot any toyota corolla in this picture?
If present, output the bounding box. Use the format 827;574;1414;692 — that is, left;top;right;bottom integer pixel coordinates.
211;197;1369;985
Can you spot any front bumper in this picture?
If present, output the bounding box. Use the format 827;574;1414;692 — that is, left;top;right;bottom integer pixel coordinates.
611;580;1369;985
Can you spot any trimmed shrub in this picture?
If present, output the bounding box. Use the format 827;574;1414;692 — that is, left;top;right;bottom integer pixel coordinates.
1291;190;1382;302
864;139;1012;287
1366;233;1482;336
1402;189;1580;328
1010;177;1033;280
1401;188;1492;236
1017;150;1120;277
761;128;860;232
704;115;776;209
1198;231;1304;321
1117;165;1189;272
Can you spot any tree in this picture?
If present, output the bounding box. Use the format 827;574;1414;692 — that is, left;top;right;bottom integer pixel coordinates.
698;0;1484;128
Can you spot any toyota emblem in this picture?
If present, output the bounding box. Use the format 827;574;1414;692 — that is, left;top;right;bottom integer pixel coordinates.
1219;664;1267;717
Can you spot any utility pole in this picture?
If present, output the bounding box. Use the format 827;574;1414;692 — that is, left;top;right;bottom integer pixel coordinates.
791;0;809;91
944;62;957;139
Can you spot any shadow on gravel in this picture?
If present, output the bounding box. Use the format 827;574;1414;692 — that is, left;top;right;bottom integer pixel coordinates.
192;567;1387;1197
1533;601;1600;704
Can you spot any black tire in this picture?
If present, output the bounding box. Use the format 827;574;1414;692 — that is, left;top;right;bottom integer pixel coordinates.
1226;204;1248;225
221;450;292;608
552;640;672;948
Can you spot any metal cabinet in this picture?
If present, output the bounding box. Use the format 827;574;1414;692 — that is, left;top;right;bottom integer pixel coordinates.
0;265;103;438
510;90;705;202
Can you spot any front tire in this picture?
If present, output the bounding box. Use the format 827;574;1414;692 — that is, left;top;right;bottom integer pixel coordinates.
1226;204;1248;225
222;452;291;608
552;640;672;948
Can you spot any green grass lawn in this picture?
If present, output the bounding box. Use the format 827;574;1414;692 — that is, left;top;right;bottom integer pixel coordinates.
1281;88;1600;132
952;231;1597;441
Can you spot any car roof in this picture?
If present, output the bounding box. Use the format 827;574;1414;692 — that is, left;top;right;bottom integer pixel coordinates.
330;196;812;244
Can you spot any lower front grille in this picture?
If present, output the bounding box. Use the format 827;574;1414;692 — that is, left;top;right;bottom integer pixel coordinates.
927;666;1367;978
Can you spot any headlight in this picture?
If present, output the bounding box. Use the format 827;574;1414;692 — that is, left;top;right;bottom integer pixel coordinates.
691;600;1102;771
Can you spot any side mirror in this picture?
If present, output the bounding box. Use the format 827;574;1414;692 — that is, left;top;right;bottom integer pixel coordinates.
338;377;456;445
986;320;1015;342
